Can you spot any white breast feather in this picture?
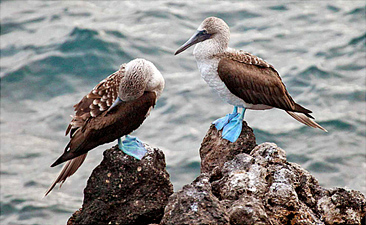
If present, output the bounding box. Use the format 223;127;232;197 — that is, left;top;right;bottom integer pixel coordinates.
194;46;273;110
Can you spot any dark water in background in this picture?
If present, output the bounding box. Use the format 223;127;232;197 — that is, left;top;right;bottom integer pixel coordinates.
1;1;365;224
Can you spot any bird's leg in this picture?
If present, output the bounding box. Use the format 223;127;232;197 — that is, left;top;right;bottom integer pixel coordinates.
118;135;147;160
221;107;246;142
213;106;240;130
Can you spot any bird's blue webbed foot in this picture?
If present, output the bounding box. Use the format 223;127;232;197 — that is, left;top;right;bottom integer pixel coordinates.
222;113;243;142
213;106;239;130
220;107;246;143
118;135;147;160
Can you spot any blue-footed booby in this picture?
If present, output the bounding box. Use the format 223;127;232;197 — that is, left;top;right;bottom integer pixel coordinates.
45;58;164;196
175;17;327;142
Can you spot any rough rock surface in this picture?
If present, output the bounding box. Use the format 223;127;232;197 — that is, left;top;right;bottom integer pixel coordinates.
160;174;229;225
68;144;173;225
161;124;366;225
200;123;257;174
68;123;366;225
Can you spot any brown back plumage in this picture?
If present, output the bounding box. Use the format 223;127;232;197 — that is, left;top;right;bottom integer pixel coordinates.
65;65;125;137
46;60;164;196
217;51;313;116
51;91;156;167
51;64;158;167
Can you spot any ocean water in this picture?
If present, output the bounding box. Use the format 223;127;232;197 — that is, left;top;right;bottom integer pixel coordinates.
1;1;365;224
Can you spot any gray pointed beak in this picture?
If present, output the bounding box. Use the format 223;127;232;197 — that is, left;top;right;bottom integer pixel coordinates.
175;30;212;55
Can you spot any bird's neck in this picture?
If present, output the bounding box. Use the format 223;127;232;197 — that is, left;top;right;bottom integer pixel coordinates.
193;37;228;61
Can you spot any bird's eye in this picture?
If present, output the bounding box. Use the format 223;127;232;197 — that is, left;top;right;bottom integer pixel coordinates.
201;30;208;35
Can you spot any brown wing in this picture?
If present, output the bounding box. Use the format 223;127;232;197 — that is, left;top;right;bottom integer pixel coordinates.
217;51;312;115
65;65;125;137
51;91;157;167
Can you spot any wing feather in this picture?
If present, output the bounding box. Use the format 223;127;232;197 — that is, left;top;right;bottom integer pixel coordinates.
217;51;312;114
65;65;125;137
51;91;157;167
48;63;161;195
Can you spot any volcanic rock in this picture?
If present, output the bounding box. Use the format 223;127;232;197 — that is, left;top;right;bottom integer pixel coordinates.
68;144;173;225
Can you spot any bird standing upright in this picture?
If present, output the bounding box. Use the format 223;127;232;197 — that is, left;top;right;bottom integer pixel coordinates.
45;58;165;195
175;17;326;142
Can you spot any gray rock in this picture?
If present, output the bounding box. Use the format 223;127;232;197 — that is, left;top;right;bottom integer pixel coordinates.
316;188;366;224
164;124;366;225
160;174;230;225
211;142;326;224
68;144;173;225
222;196;270;225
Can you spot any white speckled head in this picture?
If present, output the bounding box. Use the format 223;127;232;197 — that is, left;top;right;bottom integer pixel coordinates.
125;58;149;77
119;58;164;101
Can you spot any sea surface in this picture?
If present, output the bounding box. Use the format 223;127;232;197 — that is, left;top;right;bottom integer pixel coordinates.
1;1;365;224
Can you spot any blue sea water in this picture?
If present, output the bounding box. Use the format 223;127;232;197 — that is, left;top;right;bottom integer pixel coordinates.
1;1;365;224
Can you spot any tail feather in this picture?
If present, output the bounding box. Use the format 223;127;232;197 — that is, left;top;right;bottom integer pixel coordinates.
44;153;87;196
52;127;89;167
293;103;314;119
50;151;76;167
286;111;327;132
